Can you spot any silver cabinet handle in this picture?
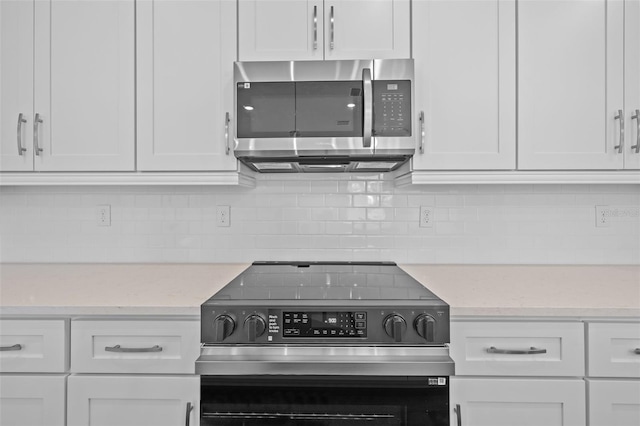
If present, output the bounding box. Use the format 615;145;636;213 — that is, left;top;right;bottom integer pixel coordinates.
362;68;372;148
418;111;425;154
313;5;318;50
33;113;43;155
0;344;22;352
631;109;640;154
225;112;231;155
104;344;163;353
634;348;640;355
329;6;335;50
614;109;624;153
185;402;193;426
487;346;547;355
16;113;27;155
454;404;462;426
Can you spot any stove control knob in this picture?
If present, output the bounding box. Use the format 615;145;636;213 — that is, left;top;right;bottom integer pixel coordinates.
244;314;266;342
213;314;235;342
383;314;407;342
414;314;436;342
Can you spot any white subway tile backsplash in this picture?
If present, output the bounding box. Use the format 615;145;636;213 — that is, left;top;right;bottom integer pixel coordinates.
0;175;638;264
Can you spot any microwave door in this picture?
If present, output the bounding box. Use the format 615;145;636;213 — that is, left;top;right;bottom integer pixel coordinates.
295;79;372;156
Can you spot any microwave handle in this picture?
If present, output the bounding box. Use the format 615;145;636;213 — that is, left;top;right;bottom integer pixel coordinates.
363;68;372;148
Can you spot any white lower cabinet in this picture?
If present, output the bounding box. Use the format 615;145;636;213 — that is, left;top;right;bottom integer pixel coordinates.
449;319;587;426
451;377;586;426
67;317;201;426
0;374;67;426
67;375;199;426
586;321;640;426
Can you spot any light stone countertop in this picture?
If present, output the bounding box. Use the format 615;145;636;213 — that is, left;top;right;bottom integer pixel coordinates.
0;263;250;316
0;263;638;318
400;264;640;318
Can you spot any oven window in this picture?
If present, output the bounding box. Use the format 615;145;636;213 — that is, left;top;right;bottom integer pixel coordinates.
201;377;448;426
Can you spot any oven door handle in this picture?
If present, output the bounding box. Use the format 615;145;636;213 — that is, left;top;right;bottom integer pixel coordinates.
196;346;454;377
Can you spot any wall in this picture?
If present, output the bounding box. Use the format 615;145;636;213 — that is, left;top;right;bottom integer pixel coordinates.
0;173;638;264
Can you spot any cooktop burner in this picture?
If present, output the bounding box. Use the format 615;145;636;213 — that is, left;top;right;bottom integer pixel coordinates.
201;261;449;346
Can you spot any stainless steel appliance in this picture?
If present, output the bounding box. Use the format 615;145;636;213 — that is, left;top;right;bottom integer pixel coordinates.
196;261;454;425
233;60;414;172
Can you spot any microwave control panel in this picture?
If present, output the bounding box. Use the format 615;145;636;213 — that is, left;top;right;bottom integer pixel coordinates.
372;80;411;137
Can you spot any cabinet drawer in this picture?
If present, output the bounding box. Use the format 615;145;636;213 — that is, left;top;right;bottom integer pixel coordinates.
451;321;585;376
0;319;68;373
588;322;640;378
71;319;200;374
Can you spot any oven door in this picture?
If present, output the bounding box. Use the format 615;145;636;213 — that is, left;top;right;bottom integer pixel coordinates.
200;375;448;426
197;346;453;426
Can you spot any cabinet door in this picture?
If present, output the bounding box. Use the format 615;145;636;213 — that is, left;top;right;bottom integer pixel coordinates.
588;379;640;426
411;0;515;170
626;0;640;169
67;375;199;426
0;0;34;171
33;0;135;171
451;377;586;426
238;0;324;61
137;0;238;171
0;375;66;426
325;0;410;60
518;0;624;170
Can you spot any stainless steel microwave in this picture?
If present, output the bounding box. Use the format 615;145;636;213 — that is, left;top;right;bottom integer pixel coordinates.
233;59;414;172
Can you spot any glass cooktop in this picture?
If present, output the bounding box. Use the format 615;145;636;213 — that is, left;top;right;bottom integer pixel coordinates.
205;261;442;303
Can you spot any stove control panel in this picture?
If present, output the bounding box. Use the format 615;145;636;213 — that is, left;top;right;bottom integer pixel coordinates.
201;306;449;345
283;311;367;338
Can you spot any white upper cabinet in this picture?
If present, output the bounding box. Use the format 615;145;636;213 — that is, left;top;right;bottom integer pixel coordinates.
34;0;135;171
625;0;640;169
238;0;410;61
137;0;238;171
411;0;516;170
238;0;324;61
518;0;627;170
1;0;135;172
323;0;410;60
0;0;34;172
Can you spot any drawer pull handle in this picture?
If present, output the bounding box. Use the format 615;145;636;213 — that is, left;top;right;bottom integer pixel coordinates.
634;348;640;355
487;346;547;355
105;344;163;353
0;344;22;352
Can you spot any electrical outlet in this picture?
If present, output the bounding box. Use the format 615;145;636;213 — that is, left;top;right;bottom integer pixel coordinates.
419;206;434;228
595;205;640;228
97;205;111;227
217;205;230;227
